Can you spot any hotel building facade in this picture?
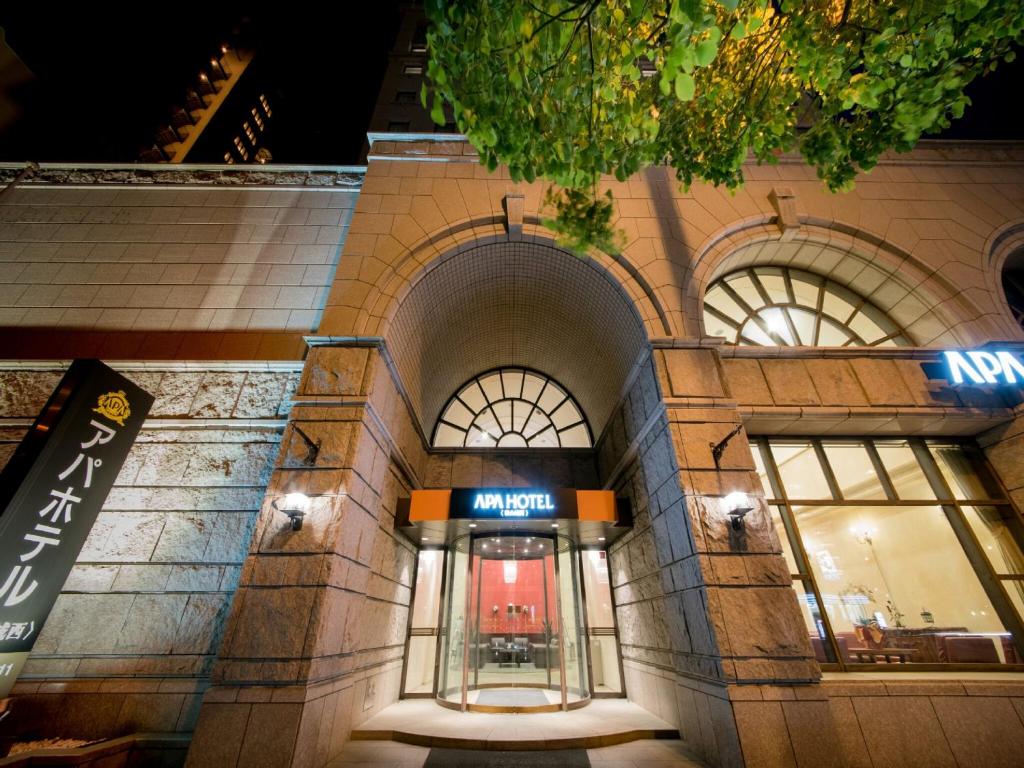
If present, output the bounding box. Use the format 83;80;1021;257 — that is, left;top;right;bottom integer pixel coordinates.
0;19;1023;766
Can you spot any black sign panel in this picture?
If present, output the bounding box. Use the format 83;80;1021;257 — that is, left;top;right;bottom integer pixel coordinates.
449;488;579;521
0;360;153;695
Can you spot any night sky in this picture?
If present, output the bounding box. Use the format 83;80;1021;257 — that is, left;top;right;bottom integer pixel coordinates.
0;7;1020;166
0;6;401;165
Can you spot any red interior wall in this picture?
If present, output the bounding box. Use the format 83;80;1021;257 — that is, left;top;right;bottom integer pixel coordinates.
476;558;552;635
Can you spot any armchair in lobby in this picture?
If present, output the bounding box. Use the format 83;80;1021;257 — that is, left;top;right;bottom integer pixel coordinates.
943;635;1000;663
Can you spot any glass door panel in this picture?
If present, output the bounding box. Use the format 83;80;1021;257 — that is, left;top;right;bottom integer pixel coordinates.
434;532;595;711
470;535;558;707
403;550;443;695
558;538;589;702
438;544;468;705
581;548;623;694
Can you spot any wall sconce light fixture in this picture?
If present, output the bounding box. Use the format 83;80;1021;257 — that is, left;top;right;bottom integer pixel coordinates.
272;492;312;530
724;491;753;531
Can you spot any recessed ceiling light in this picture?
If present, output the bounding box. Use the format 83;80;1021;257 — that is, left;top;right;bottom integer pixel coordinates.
468;523;477;528
598;537;605;541
551;523;559;528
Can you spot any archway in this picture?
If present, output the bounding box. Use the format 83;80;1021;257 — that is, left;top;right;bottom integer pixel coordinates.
385;239;650;441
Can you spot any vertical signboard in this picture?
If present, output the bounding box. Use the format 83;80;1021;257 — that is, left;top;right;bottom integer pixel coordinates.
0;360;153;696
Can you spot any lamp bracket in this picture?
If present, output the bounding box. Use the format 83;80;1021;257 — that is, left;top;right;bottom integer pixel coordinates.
710;423;745;468
292;424;321;466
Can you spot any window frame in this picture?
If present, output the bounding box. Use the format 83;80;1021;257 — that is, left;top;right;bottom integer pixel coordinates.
754;436;1024;671
431;367;593;449
704;266;912;347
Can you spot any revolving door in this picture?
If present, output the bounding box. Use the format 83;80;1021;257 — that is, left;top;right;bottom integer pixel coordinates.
437;532;590;712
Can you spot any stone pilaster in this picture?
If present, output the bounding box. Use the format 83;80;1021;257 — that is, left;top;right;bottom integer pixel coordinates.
601;348;840;767
185;347;423;768
979;403;1024;511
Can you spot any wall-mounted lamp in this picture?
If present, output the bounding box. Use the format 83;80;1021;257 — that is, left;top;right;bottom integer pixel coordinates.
272;492;312;530
723;491;753;531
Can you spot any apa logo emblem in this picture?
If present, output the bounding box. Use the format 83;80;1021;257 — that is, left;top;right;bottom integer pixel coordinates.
93;390;131;427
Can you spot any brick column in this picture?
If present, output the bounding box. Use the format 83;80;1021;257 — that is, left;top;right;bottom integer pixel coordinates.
601;348;841;767
185;346;424;768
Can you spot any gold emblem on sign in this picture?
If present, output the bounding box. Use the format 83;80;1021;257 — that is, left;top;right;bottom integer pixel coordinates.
94;390;131;427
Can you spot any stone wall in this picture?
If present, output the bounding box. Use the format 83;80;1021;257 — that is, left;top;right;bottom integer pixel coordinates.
980;405;1024;512
0;166;362;360
0;362;300;741
598;349;831;767
184;345;424;768
722;348;1021;436
821;678;1024;768
421;451;599;490
326;138;1024;349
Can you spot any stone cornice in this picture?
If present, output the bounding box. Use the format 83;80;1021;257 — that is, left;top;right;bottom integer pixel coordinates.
367;133;1024;166
0;162;365;188
714;342;1024;360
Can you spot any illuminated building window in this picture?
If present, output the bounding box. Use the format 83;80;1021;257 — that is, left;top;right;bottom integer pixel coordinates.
259;94;272;117
233;137;248;161
243;121;256;143
432;368;591;448
403;63;424;76
223;152;234;164
410;23;428;52
754;438;1024;668
703;266;911;347
250;108;265;130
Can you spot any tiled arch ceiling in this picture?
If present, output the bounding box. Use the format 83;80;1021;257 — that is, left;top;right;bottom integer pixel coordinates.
387;241;649;442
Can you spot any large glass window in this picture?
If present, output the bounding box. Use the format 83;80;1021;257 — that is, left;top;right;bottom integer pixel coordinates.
755;438;1024;667
432;368;592;449
703;266;912;347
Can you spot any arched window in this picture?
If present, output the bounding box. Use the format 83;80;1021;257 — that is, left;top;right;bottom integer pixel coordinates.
432;368;591;448
703;266;912;347
1002;249;1024;329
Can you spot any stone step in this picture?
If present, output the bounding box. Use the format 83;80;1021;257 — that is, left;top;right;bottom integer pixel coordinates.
349;698;680;751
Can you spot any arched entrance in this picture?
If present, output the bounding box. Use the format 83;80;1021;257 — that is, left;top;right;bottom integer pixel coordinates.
383;238;651;441
385;239;649;713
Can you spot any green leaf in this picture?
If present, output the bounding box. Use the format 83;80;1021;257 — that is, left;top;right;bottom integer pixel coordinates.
695;39;718;66
899;54;912;68
675;71;696;101
430;95;445;126
720;0;739;10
